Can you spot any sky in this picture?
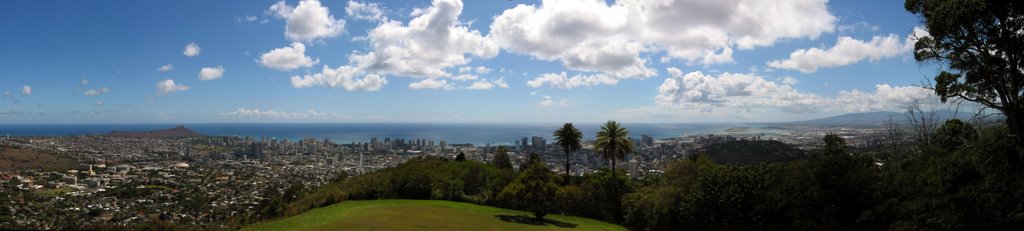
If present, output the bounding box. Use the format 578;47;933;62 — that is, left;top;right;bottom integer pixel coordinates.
0;0;958;124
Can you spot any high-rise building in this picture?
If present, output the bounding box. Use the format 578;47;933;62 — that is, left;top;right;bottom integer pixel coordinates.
531;136;546;151
251;141;263;159
308;142;319;155
439;140;447;152
370;137;380;151
641;134;654;147
520;137;529;152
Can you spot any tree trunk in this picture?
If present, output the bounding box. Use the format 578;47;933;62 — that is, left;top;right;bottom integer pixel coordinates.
1009;108;1024;146
611;157;616;178
564;151;571;181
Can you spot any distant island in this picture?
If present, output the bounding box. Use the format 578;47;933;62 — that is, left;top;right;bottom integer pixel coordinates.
109;125;202;138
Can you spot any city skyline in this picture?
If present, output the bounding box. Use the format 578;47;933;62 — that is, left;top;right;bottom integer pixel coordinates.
0;0;954;124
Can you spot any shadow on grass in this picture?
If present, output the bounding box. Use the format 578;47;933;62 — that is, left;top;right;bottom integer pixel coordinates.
494;214;578;228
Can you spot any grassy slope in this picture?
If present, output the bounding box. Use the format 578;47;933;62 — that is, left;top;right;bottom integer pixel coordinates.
243;200;626;231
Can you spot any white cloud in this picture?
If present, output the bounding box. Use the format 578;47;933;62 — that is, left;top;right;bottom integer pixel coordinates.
269;0;346;43
290;0;497;92
260;42;319;71
94;100;103;106
490;0;834;78
409;78;454;90
538;95;567;107
156;79;189;95
81;79;89;85
654;68;940;113
290;65;387;91
475;66;491;74
158;64;174;72
183;42;201;57
222;107;353;119
346;1;386;22
199;66;225;81
84;87;111;96
21;85;31;96
2;91;15;103
466;77;509;90
766;28;927;73
780;76;799;85
834;84;940;112
349;0;498;77
526;72;623;89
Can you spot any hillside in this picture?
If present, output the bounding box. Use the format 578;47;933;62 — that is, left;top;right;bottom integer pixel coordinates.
790;109;977;126
0;147;79;171
700;140;806;164
109;125;202;138
243;200;626;231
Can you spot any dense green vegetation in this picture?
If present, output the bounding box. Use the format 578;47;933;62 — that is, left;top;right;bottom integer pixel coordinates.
701;140;806;164
244;200;625;231
261;118;1023;230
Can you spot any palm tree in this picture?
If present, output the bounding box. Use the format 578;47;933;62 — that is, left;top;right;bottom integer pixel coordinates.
553;123;583;179
594;120;633;178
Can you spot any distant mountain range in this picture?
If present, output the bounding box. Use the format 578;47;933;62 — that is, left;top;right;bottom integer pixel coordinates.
788;109;983;126
109;125;203;138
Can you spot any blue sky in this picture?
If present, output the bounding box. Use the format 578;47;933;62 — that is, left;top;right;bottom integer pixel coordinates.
0;0;951;124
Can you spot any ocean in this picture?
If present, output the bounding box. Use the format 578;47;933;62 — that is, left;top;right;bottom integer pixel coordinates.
0;123;739;145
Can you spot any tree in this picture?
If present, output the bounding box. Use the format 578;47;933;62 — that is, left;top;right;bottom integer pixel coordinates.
492;146;513;169
906;100;939;151
823;133;847;156
933;119;978;151
595;120;634;178
498;162;560;220
553;123;583;180
519;152;541;172
455;152;466;162
906;0;1024;144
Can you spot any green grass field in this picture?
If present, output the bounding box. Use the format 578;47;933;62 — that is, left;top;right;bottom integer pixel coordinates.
243;200;627;231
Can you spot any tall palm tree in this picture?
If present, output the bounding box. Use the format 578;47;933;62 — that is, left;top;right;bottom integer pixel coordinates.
594;120;633;178
553;123;582;179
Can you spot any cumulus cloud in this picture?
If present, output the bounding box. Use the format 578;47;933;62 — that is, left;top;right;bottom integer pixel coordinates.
221;108;353;120
475;66;491;74
290;0;497;91
21;85;31;96
158;64;174;72
490;0;834;79
260;42;319;71
183;42;201;57
156;79;189;95
269;0;346;43
84;87;111;96
834;84;940;112
199;66;225;81
346;0;497;78
466;77;509;90
346;0;386;22
409;78;454;90
290;65;387;91
654;68;940;113
222;107;354;119
766;28;926;73
538;95;567;107
526;72;624;89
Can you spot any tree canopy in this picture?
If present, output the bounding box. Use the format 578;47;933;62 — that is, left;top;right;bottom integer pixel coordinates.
906;0;1024;144
554;123;583;179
